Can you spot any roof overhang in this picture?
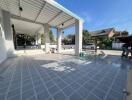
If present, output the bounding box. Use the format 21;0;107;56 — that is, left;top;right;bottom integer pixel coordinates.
115;36;132;43
0;0;84;34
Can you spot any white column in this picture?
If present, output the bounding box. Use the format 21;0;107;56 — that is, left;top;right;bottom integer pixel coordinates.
75;20;83;55
57;28;62;53
43;24;50;53
35;34;38;45
35;33;41;49
2;10;15;57
0;8;7;63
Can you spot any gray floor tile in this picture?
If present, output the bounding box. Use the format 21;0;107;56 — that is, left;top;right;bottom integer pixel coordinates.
53;91;66;100
69;92;83;100
37;90;50;100
62;86;74;96
7;88;21;99
49;85;60;95
22;89;35;100
0;55;128;100
86;93;100;100
7;94;21;100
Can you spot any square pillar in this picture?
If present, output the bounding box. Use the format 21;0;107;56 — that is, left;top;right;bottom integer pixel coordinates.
75;20;83;55
0;8;7;63
57;28;62;53
43;24;50;53
2;10;15;57
35;33;41;49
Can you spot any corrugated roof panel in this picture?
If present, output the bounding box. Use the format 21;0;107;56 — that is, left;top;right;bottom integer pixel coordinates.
36;3;61;23
6;0;19;15
22;0;41;11
0;0;83;30
0;0;9;11
45;3;60;13
36;10;58;23
44;0;84;22
49;12;72;26
23;0;43;9
25;0;45;7
58;18;75;29
21;0;42;20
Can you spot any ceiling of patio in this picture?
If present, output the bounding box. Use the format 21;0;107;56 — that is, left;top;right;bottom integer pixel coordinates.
11;19;43;34
0;0;83;34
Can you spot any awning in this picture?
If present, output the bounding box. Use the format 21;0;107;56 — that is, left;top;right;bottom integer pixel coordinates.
0;0;83;34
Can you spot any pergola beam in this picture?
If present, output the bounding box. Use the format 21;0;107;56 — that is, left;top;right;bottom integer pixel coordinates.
63;23;75;29
11;14;44;25
34;2;46;22
56;17;74;27
47;11;63;24
19;0;21;16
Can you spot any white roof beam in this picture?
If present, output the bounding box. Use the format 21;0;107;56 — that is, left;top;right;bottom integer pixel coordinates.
19;0;21;16
34;2;46;22
57;17;74;27
63;23;75;30
22;0;42;9
44;0;84;22
47;11;63;23
11;14;44;25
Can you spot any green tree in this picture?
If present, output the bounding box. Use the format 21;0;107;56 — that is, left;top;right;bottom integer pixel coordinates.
62;29;92;45
97;37;112;49
83;30;92;45
41;30;55;44
102;38;112;49
17;34;35;46
49;30;55;43
62;34;75;45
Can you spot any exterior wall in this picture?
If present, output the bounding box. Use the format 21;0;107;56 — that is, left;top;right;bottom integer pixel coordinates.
108;30;115;38
0;37;7;63
2;10;15;57
41;45;75;49
112;43;124;49
0;9;15;64
0;9;7;63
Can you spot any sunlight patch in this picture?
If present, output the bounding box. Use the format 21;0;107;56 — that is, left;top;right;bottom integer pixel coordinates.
41;62;76;72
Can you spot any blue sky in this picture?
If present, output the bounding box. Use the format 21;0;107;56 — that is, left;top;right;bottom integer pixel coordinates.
55;0;132;36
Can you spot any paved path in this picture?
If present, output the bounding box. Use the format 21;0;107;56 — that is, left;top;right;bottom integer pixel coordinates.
0;54;130;100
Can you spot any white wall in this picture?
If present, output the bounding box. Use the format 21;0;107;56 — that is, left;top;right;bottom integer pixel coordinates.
0;9;7;63
112;43;124;49
0;9;15;64
41;45;75;49
0;37;7;63
2;10;15;57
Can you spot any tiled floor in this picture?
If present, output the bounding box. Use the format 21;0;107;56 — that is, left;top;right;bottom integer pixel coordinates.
0;54;130;100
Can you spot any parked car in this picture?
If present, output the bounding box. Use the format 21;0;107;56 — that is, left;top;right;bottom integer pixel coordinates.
83;43;95;50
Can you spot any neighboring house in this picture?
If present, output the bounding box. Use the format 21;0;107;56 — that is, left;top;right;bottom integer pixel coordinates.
90;28;129;49
112;36;132;49
90;28;128;38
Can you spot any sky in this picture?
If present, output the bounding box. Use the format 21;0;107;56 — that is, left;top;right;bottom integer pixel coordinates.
55;0;132;36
